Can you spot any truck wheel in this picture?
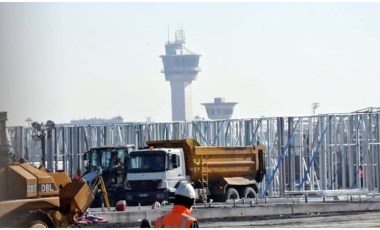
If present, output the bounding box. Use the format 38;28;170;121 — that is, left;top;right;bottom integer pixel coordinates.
243;187;257;199
225;188;239;201
200;194;208;203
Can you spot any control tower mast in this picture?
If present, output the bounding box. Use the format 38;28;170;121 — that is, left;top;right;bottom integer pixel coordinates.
160;30;201;121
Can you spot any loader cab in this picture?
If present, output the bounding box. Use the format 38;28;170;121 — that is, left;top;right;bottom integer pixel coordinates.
82;145;135;187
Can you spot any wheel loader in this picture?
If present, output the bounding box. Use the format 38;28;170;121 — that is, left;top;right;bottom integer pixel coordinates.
0;112;94;227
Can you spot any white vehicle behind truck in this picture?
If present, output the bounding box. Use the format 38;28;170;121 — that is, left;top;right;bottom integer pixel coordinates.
125;139;266;205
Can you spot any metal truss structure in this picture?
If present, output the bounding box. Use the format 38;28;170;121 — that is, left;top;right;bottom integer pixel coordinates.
6;111;380;197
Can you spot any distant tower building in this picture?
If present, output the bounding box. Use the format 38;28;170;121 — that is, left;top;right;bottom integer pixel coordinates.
202;97;238;120
160;29;201;121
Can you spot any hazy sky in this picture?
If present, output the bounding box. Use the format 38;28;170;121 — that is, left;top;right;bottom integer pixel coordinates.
1;2;379;126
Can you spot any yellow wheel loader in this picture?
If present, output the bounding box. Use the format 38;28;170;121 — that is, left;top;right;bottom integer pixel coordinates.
0;112;94;227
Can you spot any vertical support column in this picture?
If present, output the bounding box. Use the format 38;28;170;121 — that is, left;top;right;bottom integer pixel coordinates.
78;126;83;171
62;128;66;171
41;132;46;168
319;116;327;191
299;117;305;189
173;123;180;140
96;126;101;147
24;128;29;161
135;125;140;149
104;125;108;146
0;112;9;166
68;127;73;177
288;117;295;191
348;116;354;188
244;120;251;146
54;128;58;171
46;128;53;171
277;117;285;196
340;117;346;189
265;119;272;195
17;127;24;160
368;115;374;191
74;126;80;172
327;116;334;189
355;116;361;189
376;114;380;192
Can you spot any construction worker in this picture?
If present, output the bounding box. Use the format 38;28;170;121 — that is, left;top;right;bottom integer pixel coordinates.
73;169;82;180
359;165;364;188
154;182;199;228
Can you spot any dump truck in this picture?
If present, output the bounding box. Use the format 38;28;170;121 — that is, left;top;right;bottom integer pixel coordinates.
125;139;266;205
0;112;94;227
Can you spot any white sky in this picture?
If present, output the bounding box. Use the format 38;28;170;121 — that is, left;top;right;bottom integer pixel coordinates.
0;2;379;126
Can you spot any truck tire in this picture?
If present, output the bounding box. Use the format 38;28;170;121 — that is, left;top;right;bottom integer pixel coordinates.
243;187;257;199
225;188;239;201
200;194;208;203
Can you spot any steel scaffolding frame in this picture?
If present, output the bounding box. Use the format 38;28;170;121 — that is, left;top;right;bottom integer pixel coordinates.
5;112;380;197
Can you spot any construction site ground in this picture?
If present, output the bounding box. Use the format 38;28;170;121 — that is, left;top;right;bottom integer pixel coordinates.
81;194;380;228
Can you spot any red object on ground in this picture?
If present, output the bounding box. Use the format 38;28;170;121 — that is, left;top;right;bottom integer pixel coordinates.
115;200;127;211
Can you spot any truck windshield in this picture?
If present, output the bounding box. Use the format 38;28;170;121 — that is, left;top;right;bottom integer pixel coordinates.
127;151;166;173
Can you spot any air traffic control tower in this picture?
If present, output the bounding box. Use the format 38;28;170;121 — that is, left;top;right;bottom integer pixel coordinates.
160;30;201;121
202;97;238;120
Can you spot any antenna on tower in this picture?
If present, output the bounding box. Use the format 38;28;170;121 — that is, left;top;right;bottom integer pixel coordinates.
174;24;185;55
167;25;170;43
311;102;320;115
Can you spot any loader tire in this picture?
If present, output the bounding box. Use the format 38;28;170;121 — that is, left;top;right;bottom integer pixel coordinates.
225;188;239;201
29;220;48;228
243;187;257;199
18;210;54;228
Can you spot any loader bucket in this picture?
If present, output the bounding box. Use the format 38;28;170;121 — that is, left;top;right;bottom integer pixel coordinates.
59;179;94;220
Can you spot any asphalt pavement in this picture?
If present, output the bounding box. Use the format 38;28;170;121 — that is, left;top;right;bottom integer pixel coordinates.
200;211;380;228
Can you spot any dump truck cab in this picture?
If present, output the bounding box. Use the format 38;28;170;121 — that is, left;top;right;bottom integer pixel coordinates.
125;148;186;205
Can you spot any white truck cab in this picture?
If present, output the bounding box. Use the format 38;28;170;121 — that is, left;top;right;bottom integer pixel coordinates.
125;148;186;205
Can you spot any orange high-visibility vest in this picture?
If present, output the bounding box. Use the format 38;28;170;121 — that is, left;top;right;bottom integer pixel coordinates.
74;174;81;180
360;169;364;177
154;205;196;228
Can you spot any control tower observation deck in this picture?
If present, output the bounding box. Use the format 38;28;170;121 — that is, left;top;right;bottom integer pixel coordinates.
160;30;201;121
202;97;238;120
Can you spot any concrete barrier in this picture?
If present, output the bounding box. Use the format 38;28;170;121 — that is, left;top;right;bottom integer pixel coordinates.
90;200;380;226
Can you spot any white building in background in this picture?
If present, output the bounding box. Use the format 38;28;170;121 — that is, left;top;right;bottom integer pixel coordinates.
160;29;201;121
202;97;238;120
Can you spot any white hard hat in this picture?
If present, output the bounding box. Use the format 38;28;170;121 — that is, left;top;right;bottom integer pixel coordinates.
175;182;196;199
